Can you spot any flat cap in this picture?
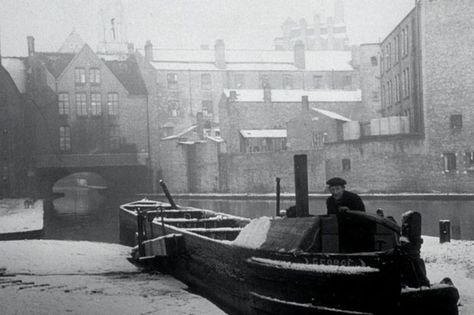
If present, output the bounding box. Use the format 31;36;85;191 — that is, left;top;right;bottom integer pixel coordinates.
326;177;347;187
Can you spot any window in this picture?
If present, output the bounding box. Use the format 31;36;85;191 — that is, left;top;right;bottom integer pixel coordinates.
233;74;245;88
283;74;293;89
465;152;474;170
74;68;86;84
167;73;178;90
387;43;391;69
402;29;406;55
107;93;119;116
405;26;410;56
201;100;213;115
109;125;120;150
370;56;378;66
313;75;323;89
90;93;102;116
75;93;87;117
59;126;71;152
450;114;462;130
406;68;411;97
443;153;456;171
168;100;179;117
381;84;386;107
380;48;385;72
201;73;212;90
342;159;351;171
343;75;352;88
394;37;398;63
372;91;379;102
89;68;101;84
58;93;70;116
259;74;269;88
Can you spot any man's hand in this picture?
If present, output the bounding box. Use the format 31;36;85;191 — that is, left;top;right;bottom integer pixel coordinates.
338;206;350;212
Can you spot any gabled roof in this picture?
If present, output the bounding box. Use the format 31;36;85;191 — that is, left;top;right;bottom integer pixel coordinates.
102;55;147;95
311;107;351;122
1;57;27;93
35;52;75;78
223;89;361;103
240;129;287;138
58;31;87;53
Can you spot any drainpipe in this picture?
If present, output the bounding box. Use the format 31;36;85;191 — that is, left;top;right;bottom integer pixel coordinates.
145;94;153;193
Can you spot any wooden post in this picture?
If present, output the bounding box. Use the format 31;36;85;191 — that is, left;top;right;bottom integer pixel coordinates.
439;220;451;243
136;208;146;257
159;180;177;209
294;154;309;217
275;177;281;217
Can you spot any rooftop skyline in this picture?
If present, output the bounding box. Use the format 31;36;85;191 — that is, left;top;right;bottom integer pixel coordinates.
0;0;415;56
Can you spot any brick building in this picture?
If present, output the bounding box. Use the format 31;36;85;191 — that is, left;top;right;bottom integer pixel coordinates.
218;88;362;154
0;61;31;197
274;0;348;51
25;34;158;193
141;39;360;136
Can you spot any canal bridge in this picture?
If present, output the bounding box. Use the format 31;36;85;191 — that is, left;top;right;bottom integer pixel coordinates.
33;153;152;197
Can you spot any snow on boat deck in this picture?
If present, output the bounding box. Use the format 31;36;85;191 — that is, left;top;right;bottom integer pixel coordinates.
0;199;43;234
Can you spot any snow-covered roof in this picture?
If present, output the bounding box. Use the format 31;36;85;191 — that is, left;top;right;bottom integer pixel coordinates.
240;129;287;138
147;49;353;72
161;125;197;140
1;57;27;93
223;89;361;103
206;135;224;143
311;107;352;121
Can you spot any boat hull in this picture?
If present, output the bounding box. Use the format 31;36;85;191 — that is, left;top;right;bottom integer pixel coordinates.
119;207;401;315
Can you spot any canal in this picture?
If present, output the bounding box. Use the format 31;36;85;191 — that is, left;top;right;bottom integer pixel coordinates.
43;187;474;243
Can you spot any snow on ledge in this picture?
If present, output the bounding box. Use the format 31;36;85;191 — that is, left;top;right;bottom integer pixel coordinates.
232;216;271;248
250;257;379;274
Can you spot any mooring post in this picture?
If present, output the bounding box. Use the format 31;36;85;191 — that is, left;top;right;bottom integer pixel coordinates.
294;154;309;217
276;177;281;217
439;220;451;243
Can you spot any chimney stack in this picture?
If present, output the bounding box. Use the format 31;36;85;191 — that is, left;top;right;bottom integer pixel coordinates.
196;112;205;139
301;95;309;112
263;83;272;103
144;40;153;63
27;36;35;57
229;90;237;102
214;39;226;69
294;40;305;69
127;42;135;54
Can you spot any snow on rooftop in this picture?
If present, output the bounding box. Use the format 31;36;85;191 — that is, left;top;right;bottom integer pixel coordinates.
232;216;271;249
240;129;287;139
1;57;27;93
311;107;352;121
224;89;361;103
161;125;197;140
147;49;353;72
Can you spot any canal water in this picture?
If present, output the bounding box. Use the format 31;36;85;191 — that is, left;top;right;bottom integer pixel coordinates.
44;188;474;243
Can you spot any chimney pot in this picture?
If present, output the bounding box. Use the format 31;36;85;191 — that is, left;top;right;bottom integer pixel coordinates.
144;40;153;62
294;40;305;69
27;36;35;57
301;96;309;112
214;39;226;69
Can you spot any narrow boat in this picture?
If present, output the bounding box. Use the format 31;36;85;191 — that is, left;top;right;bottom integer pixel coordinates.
119;198;459;315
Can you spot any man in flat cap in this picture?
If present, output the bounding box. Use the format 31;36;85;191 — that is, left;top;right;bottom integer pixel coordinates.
326;177;365;215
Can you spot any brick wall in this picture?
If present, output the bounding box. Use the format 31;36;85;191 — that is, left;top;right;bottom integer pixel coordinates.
219;150;326;193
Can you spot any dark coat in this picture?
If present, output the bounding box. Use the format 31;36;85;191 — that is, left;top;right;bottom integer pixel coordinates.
326;191;365;215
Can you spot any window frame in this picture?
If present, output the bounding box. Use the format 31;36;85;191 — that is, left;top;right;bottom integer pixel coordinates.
90;93;102;116
75;93;87;117
58;93;70;116
59;126;71;152
74;67;86;85
89;68;101;85
107;93;119;116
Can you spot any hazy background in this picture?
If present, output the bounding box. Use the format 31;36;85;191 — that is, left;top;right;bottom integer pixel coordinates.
0;0;415;55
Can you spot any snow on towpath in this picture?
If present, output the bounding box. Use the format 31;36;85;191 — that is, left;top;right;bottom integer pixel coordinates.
0;198;43;234
0;240;224;315
422;236;474;314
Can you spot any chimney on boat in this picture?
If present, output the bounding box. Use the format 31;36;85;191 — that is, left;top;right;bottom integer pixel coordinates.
27;36;35;56
294;154;309;217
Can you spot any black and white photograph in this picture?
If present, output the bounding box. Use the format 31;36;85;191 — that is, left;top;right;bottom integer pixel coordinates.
0;0;471;314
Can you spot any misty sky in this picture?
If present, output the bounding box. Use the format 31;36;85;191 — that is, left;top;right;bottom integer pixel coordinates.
0;0;415;56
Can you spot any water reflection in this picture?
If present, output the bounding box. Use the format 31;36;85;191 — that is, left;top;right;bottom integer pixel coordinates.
53;188;105;215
